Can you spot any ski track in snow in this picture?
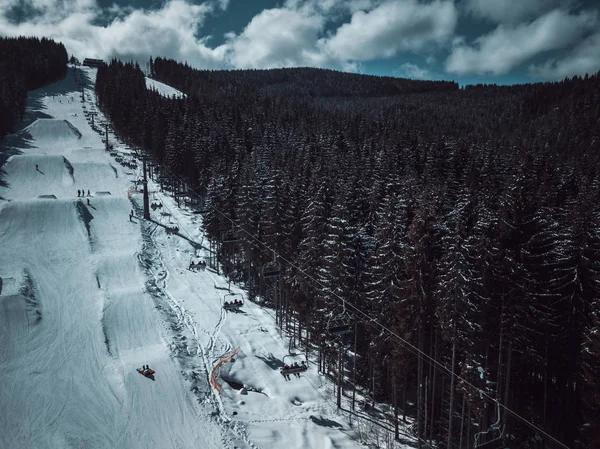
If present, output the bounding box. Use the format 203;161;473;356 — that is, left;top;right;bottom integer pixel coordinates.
137;215;260;449
0;66;391;449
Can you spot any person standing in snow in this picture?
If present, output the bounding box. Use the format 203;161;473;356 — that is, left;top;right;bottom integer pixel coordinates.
87;198;90;206
87;190;91;197
35;164;39;171
77;190;80;197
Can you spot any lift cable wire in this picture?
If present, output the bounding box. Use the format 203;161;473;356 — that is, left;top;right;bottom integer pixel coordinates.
153;162;571;449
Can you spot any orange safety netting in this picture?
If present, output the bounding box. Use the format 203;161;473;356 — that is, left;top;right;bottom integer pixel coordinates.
210;348;241;393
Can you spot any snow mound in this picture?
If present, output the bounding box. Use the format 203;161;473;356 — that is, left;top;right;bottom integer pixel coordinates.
0;155;76;200
22;119;82;143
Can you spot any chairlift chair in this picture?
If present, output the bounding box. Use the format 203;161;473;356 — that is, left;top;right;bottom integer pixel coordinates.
474;433;504;449
223;293;244;311
222;229;239;244
327;299;354;337
262;251;281;279
474;402;505;449
328;322;354;336
262;261;281;279
281;354;308;377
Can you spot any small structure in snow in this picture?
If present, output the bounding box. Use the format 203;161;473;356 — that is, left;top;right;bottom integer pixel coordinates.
82;58;105;68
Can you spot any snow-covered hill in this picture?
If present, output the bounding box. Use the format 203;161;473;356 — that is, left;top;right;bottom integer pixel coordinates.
0;67;384;449
145;77;185;98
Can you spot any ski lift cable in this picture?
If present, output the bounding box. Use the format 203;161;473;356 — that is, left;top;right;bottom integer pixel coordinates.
155;164;571;449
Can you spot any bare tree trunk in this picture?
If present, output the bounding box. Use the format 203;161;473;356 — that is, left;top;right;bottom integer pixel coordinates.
496;303;504;404
424;375;429;445
403;366;407;423
352;321;357;411
467;401;471;449
417;327;423;449
447;335;457;449
430;330;438;441
371;356;376;410
318;340;323;373
459;393;466;449
337;341;342;408
543;329;549;426
394;375;399;441
502;340;512;431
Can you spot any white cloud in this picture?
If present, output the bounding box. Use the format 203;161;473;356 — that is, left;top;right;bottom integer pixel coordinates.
322;0;458;61
394;62;432;80
446;8;598;75
284;0;383;15
104;3;136;19
464;0;570;24
530;32;600;79
223;7;356;71
0;0;96;22
216;0;229;10
0;0;226;69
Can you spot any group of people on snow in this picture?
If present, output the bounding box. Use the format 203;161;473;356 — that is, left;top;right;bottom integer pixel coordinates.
78;189;91;197
188;260;207;271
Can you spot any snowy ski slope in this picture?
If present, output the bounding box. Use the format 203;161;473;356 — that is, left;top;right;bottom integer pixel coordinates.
0;66;398;449
145;77;186;98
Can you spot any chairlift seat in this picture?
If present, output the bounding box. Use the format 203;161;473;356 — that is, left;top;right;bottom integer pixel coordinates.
328;323;354;335
222;231;239;243
223;301;243;310
262;262;280;278
280;364;308;375
475;435;504;449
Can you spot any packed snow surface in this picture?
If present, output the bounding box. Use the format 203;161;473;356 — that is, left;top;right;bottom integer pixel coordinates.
0;67;378;449
145;77;185;98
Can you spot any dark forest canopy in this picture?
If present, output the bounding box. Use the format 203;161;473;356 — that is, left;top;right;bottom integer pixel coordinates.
149;57;459;97
96;58;600;449
0;36;68;138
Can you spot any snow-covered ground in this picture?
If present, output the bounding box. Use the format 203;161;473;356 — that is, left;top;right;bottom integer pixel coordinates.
0;67;388;449
145;77;186;98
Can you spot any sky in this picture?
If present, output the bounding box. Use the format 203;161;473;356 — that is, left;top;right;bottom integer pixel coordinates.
1;0;599;85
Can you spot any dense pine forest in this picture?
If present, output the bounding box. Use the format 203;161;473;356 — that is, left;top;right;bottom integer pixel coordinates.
0;36;68;138
96;58;600;449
